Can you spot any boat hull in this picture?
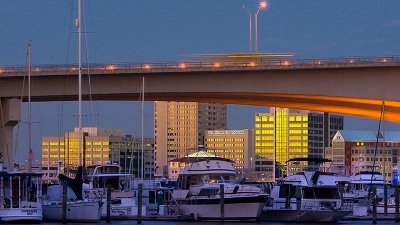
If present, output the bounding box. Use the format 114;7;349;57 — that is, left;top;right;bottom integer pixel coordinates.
43;200;102;222
100;198;147;217
0;208;42;222
261;209;352;222
177;195;267;220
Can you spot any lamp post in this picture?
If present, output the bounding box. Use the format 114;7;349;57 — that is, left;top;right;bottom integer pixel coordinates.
243;1;268;53
254;1;268;52
242;5;253;52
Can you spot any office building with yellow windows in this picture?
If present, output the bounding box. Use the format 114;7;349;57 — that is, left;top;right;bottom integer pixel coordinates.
42;127;124;183
254;108;343;181
154;101;227;177
205;129;255;176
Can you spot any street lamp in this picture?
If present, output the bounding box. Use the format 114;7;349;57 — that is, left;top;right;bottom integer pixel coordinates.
243;1;268;53
255;1;268;52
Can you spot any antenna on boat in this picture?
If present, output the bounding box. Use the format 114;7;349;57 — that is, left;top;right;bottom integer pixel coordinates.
27;42;33;173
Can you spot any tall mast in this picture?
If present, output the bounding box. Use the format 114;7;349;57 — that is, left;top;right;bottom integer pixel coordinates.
77;0;83;167
141;76;144;180
27;43;33;172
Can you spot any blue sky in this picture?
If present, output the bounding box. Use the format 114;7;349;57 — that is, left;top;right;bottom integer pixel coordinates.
1;0;400;162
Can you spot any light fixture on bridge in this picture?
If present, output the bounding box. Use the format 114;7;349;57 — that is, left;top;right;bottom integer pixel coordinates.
34;68;40;72
106;65;117;71
0;69;4;74
349;59;354;64
249;62;257;67
382;59;387;63
213;62;221;68
178;63;187;69
143;64;152;70
282;61;291;66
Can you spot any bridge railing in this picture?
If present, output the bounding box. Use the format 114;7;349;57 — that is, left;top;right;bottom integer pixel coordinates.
1;56;400;76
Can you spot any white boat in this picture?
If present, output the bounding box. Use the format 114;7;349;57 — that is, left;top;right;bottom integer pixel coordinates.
172;158;268;221
42;167;103;222
263;159;352;222
85;164;146;217
43;190;101;222
0;168;43;222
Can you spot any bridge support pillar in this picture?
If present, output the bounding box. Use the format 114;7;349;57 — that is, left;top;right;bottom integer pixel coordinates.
0;98;21;170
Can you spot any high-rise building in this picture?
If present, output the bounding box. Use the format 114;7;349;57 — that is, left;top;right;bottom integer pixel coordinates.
331;130;400;181
205;129;254;174
154;101;227;177
42;127;123;182
109;135;154;179
42;127;154;182
254;108;344;181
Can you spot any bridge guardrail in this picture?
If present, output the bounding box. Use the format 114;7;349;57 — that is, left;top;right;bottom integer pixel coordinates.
1;56;400;77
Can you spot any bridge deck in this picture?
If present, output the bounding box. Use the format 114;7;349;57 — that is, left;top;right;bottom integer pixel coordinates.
1;56;400;77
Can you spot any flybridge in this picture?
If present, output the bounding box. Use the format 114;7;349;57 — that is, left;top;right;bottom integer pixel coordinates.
1;55;400;77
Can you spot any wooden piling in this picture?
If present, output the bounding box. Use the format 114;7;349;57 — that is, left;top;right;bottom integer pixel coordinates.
137;183;143;224
295;185;301;222
106;184;111;223
373;187;377;224
395;186;399;223
62;182;67;224
220;183;225;223
384;183;388;216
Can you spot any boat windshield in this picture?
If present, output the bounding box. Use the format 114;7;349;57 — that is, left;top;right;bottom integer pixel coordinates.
203;174;237;184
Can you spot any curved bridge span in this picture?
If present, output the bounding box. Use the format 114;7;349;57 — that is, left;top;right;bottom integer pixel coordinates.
1;56;400;121
1;56;400;168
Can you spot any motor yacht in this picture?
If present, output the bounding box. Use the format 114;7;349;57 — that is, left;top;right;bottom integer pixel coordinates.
263;158;352;222
172;158;268;221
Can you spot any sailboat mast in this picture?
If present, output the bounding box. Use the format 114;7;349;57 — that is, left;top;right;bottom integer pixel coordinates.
27;43;32;172
141;76;144;180
77;0;83;167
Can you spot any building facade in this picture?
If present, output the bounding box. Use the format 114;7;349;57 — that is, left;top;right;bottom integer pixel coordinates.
42;127;154;182
154;101;227;177
331;130;400;181
205;129;255;177
109;135;154;179
254;108;344;181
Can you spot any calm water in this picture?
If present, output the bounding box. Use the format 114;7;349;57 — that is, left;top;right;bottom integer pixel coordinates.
27;221;400;225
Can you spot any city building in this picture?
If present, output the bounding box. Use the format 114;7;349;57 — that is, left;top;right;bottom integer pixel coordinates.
154;101;227;178
42;127;154;182
109;135;154;179
254;108;344;181
331;130;400;181
205;129;255;178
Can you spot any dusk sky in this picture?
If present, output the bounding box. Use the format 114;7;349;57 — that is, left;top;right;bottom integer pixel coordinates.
1;0;400;162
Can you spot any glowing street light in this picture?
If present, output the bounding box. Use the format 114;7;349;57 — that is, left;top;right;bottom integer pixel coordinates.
243;1;268;53
255;1;268;52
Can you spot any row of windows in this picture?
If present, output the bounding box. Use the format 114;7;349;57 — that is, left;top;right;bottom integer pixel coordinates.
255;124;274;128
352;157;392;162
212;149;244;153
208;144;244;147
206;138;245;142
255;116;274;122
352;149;394;154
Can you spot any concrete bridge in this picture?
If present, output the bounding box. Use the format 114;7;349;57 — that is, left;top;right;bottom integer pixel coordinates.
1;56;400;167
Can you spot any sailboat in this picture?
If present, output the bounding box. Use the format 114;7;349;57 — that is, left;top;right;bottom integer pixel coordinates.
42;0;102;222
0;44;44;222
